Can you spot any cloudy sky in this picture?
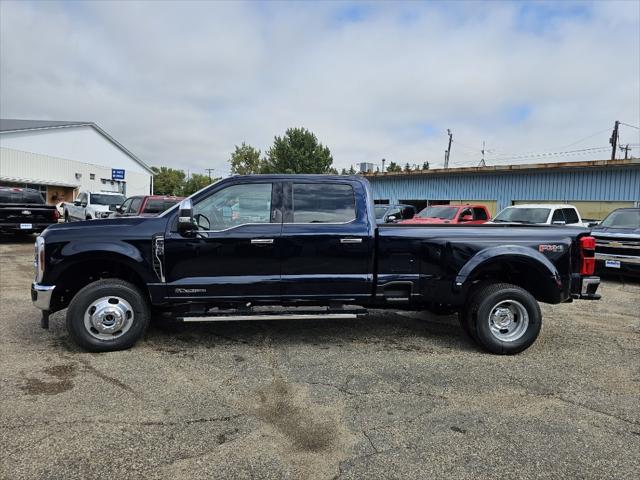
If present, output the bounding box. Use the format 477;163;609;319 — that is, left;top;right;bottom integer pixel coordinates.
1;0;639;175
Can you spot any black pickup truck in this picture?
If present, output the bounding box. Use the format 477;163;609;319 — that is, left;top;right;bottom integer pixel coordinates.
0;187;59;235
31;175;600;354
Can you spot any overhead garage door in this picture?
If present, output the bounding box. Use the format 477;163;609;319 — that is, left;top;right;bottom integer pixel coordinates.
512;200;635;221
450;200;498;217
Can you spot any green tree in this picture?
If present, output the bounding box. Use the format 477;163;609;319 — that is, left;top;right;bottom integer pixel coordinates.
183;173;217;196
348;165;356;175
404;163;412;172
340;168;348;175
152;166;185;195
422;161;430;170
261;127;334;174
229;142;263;175
386;161;402;172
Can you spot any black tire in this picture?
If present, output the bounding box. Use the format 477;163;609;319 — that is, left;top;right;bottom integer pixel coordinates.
463;282;541;354
66;279;150;352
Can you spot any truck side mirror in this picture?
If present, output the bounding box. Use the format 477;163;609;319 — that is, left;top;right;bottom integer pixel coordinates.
74;200;81;206
116;205;124;213
386;215;397;223
81;202;87;208
461;214;473;222
177;198;194;234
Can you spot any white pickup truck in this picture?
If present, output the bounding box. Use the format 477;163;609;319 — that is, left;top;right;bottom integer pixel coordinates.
64;191;126;222
490;204;588;227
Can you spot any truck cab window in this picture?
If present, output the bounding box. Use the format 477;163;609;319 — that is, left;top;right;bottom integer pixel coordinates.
473;207;488;220
129;197;143;213
193;183;273;230
292;183;355;223
563;208;579;224
551;209;565;223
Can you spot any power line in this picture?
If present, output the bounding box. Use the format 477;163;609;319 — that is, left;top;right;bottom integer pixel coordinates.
620;122;640;130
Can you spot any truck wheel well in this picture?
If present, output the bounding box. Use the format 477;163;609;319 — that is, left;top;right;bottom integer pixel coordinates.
468;260;557;303
52;259;148;311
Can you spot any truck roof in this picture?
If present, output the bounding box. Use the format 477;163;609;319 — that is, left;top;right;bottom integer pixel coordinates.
508;204;577;209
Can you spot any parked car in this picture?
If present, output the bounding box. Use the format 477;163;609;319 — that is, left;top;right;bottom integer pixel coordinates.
0;187;59;235
490;204;586;227
64;191;126;221
591;208;640;277
114;195;184;217
32;175;600;355
374;204;416;223
402;204;491;224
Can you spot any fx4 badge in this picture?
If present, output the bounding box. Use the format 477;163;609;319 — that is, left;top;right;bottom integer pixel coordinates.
175;288;206;294
539;244;564;253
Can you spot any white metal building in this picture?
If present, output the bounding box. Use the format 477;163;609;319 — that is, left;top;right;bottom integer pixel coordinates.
0;119;153;205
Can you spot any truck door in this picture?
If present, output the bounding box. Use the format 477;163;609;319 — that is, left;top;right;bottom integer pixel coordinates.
163;181;283;300
280;180;374;300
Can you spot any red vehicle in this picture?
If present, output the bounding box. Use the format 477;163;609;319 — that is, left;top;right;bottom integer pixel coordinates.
114;195;184;217
401;204;491;225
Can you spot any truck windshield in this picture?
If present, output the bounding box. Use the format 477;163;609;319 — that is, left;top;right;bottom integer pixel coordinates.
417;206;457;220
599;210;640;229
92;194;126;206
494;207;550;224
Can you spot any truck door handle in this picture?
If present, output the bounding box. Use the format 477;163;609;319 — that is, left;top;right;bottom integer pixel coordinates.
251;238;274;245
340;238;362;244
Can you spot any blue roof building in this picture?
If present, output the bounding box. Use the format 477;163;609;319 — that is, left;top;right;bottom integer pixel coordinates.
364;159;640;220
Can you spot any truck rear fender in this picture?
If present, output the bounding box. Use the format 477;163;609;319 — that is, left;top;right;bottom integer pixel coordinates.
454;245;563;303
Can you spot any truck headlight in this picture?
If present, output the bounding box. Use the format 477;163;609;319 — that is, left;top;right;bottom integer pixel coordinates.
34;236;45;283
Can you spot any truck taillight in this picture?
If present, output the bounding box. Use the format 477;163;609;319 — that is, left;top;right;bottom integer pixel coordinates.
53;209;60;221
579;236;595;275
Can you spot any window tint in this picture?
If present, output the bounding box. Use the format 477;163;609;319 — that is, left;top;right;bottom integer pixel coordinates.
494;207;550;223
193;183;273;230
129;197;143;213
120;199;132;212
77;193;87;204
551;209;565;223
292;183;355;223
401;207;415;219
473;207;488;220
563;208;580;224
92;194;126;206
0;189;44;204
144;198;181;214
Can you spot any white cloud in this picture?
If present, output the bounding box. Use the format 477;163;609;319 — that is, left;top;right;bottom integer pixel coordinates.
1;0;638;174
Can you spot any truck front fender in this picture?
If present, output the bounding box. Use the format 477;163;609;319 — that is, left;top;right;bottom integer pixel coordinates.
454;245;561;292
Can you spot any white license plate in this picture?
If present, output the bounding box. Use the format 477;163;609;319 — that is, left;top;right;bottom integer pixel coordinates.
19;223;33;230
605;260;621;269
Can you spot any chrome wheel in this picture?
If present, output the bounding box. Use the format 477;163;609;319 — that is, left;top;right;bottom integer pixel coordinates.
83;296;134;341
487;299;529;342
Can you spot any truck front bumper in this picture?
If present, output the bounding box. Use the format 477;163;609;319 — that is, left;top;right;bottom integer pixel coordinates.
31;283;55;310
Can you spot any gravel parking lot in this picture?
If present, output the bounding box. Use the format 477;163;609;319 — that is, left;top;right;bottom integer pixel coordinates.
1;237;639;479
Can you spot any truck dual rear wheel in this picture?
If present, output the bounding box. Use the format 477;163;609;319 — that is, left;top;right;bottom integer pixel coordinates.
66;279;150;352
461;282;542;354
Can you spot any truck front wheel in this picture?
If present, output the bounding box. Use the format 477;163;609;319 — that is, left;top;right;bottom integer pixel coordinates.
462;283;542;354
66;279;150;352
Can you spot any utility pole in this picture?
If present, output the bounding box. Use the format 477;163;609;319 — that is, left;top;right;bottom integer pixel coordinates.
381;158;386;173
610;120;619;160
205;168;215;180
619;144;630;160
478;141;486;167
444;129;453;168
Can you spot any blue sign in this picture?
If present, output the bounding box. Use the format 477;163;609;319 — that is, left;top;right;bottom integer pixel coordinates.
112;169;125;180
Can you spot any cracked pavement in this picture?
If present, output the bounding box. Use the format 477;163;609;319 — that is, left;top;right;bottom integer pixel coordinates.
1;238;639;479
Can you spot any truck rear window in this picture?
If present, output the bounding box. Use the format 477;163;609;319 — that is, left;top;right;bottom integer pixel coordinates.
144;198;181;214
0;189;45;204
292;183;355;223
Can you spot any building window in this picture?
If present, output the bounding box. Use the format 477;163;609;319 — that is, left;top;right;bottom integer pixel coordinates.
90;173;95;180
